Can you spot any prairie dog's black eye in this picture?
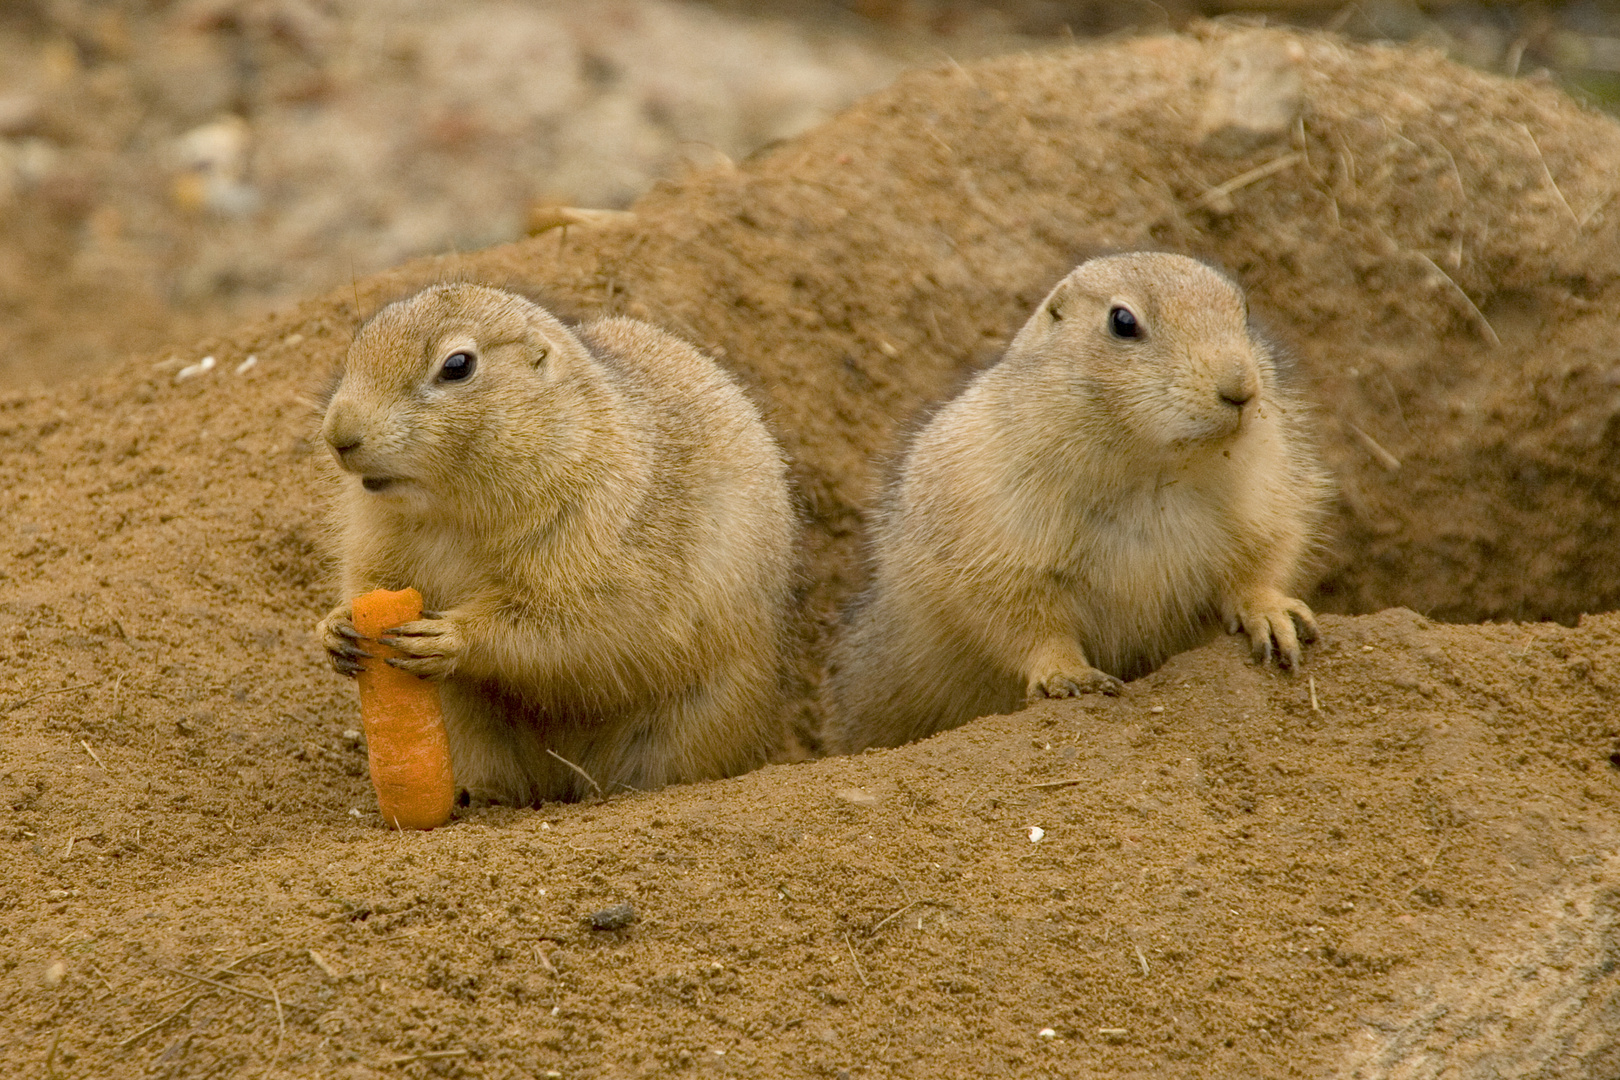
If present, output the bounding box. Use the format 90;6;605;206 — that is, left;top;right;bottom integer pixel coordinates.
438;351;476;382
1108;306;1139;340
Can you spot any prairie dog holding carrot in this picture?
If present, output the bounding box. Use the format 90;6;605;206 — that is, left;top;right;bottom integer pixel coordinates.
831;253;1330;752
315;284;796;803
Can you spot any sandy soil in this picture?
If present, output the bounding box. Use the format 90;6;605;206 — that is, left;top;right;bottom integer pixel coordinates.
4;24;1620;1080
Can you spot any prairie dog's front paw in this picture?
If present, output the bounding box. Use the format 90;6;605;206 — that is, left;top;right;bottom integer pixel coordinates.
380;615;466;680
1027;667;1123;699
1225;588;1319;670
315;606;369;677
1025;637;1122;699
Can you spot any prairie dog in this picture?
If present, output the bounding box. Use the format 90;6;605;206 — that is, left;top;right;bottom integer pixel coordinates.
314;284;796;803
831;253;1330;752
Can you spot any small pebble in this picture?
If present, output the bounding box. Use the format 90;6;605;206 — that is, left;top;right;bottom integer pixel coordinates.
1149;705;1164;714
585;902;637;931
342;729;362;742
235;354;258;374
349;808;362;817
1027;826;1045;843
1038;1027;1057;1039
43;961;66;988
175;355;216;381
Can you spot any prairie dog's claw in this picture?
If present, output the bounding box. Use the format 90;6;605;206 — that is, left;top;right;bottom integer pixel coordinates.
1025;638;1121;700
1230;589;1319;671
315;608;367;678
378;616;464;680
1029;668;1122;699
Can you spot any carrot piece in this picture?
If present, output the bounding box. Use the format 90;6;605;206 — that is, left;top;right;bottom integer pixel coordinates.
351;587;455;830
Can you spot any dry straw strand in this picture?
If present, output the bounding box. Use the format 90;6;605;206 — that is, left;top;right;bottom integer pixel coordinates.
1517;122;1580;230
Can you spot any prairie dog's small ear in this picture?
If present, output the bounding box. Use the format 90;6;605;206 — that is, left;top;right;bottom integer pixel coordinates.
1045;287;1067;323
525;326;553;369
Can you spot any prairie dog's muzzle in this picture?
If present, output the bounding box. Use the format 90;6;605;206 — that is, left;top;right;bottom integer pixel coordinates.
323;395;380;468
1215;359;1260;411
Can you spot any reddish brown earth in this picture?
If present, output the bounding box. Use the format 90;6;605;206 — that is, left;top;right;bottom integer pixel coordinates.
3;26;1619;1079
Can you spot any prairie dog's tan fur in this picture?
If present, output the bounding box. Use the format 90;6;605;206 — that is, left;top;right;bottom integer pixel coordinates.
315;284;795;803
831;253;1330;752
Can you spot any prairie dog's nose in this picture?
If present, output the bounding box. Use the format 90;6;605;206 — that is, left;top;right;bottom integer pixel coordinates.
323;403;365;461
1217;363;1259;409
328;430;363;456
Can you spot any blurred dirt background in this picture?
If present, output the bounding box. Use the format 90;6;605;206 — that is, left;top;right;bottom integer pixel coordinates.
4;6;1620;1080
2;0;1619;387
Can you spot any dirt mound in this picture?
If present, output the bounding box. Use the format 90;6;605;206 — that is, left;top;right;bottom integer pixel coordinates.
4;25;1620;1079
9;612;1619;1076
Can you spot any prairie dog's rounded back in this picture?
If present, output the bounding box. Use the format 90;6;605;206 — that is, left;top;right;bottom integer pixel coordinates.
317;283;797;804
832;253;1329;752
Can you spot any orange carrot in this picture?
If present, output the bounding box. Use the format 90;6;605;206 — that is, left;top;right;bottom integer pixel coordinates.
351;587;455;830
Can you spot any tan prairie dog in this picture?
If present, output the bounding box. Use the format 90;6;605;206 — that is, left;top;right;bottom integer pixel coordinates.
314;283;796;804
831;252;1331;752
